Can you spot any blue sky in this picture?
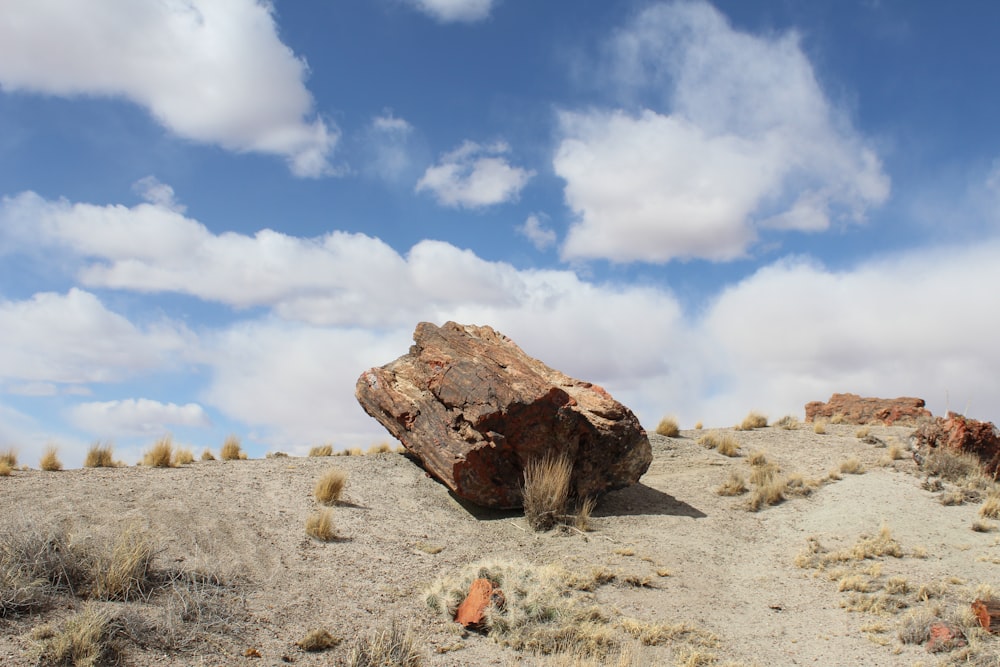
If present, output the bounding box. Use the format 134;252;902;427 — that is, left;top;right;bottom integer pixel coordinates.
1;0;998;467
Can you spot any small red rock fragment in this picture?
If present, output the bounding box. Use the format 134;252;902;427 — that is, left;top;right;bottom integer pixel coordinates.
455;578;502;629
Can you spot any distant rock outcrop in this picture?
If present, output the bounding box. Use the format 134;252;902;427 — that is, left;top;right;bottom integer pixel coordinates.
910;412;1000;479
355;321;652;509
804;393;932;425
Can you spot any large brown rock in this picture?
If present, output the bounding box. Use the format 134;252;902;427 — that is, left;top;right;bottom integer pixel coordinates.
804;393;932;425
911;412;1000;479
355;321;652;509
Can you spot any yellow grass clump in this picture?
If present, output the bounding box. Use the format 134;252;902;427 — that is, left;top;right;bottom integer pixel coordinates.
305;509;338;542
813;420;827;434
200;448;215;461
0;460;11;476
980;493;1000;519
32;603;121;667
839;458;865;475
142;436;175;468
830;413;846;425
314;468;348;506
0;448;17;468
40;446;63;471
309;444;333;457
716;471;748;496
522;453;572;531
697;431;739;456
297;628;342;652
348;620;422;667
655;416;680;438
736;411;768;431
774;415;799;430
367;442;392;455
172;448;194;465
220;435;243;461
89;523;155;601
855;426;870;438
85;443;115;468
693;421;703;430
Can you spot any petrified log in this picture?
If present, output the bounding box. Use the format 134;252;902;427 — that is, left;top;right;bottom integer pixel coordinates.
972;599;1000;634
911;412;1000;479
455;578;504;629
804;393;932;425
355;321;652;509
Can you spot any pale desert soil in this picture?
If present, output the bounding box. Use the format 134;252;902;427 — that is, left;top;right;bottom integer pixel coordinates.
2;422;999;666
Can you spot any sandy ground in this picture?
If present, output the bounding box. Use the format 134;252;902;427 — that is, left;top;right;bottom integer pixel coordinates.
2;422;999;666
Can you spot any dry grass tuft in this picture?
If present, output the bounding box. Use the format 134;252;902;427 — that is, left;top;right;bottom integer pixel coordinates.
340;447;365;457
747;477;786;511
747;450;768;467
971;519;995;533
314;468;347;506
309;444;334;457
574;497;597;532
693;421;703;430
980;492;1000;519
142;436;175;468
85;443;115;468
774;415;799;430
813;421;827;435
40;446;63;471
199;448;215;462
220;435;243;461
921;447;985;483
856;426;870;438
884;576;909;595
839;458;865;475
716;471;748;496
939;489;966;506
32;603;125;667
298;628;342;652
348;619;422;667
305;509;338;542
367;443;392;455
698;432;739;456
736;411;768;431
89;523;155;601
830;413;846;424
0;460;11;477
655;416;680;438
0;448;17;468
522;454;572;532
172;448;195;465
886;443;906;461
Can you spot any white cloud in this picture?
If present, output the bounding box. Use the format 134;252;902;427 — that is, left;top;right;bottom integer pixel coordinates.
68;399;210;437
416;141;534;208
361;111;419;184
556;0;889;263
518;214;557;250
0;288;192;385
132;176;186;214
0;0;337;176
405;0;496;23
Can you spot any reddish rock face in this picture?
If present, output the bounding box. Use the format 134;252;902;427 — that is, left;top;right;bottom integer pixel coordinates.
804;393;932;425
355;321;652;509
911;412;1000;479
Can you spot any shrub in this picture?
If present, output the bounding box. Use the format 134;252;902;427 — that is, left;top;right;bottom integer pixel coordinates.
85;443;115;468
305;510;338;542
655;416;680;438
813;421;827;434
172;448;195;465
348;619;422;667
220;435;243;461
298;628;342;652
774;415;798;430
314;469;347;506
921;448;984;483
309;444;333;457
522;454;572;531
735;411;767;431
200;449;215;462
0;449;17;468
142;436;175;468
38;446;62;472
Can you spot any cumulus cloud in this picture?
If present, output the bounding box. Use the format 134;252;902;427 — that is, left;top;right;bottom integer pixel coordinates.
68;399;210;437
405;0;496;23
555;0;889;263
416;141;534;208
0;0;337;176
132;176;186;214
360;111;420;184
0;288;192;385
518;214;558;250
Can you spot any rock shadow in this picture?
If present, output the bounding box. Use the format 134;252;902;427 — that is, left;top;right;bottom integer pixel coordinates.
447;492;522;522
594;482;706;519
